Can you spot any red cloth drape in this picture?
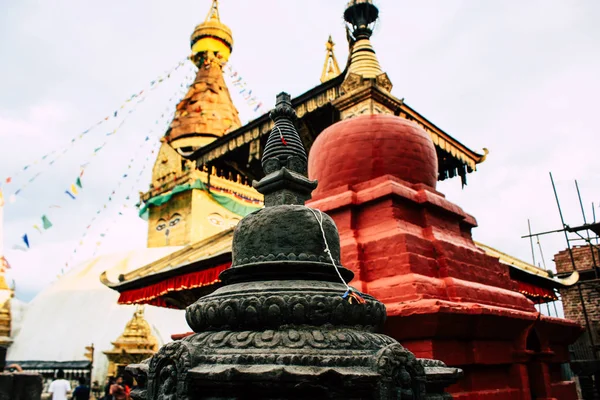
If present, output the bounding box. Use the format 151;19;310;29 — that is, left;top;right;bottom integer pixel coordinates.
117;263;230;308
517;281;558;303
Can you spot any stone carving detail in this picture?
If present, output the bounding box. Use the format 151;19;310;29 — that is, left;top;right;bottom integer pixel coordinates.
147;341;192;400
340;72;363;95
186;287;386;331
183;327;396;352
376;72;394;92
376;344;426;399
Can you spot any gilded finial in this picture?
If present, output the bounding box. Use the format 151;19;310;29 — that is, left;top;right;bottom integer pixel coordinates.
341;0;392;91
191;0;234;64
205;0;220;21
321;35;341;83
135;304;145;317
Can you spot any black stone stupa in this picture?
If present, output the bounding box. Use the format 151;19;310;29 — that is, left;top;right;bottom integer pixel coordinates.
127;93;461;399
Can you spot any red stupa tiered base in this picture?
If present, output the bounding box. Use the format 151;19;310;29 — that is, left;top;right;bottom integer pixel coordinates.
308;114;581;400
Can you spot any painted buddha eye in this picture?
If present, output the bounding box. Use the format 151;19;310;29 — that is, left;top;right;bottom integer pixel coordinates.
156;222;166;231
208;213;224;226
169;217;181;227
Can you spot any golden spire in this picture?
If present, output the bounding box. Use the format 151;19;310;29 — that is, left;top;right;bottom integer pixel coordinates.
341;0;392;92
166;0;241;152
345;34;383;79
320;36;341;83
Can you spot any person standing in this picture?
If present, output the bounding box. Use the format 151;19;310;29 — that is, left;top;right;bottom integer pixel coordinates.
48;369;71;400
109;376;127;400
72;377;91;400
103;376;115;400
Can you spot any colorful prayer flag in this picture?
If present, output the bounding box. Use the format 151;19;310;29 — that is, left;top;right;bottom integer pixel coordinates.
65;191;76;200
0;256;10;272
42;215;53;230
71;184;78;195
22;234;30;248
76;177;83;189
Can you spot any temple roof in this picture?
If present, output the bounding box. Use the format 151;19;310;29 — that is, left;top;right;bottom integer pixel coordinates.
102;229;233;289
103;238;578;310
185;0;486;185
190;73;486;185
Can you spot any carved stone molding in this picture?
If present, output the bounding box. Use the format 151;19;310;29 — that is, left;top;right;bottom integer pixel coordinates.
186;281;386;332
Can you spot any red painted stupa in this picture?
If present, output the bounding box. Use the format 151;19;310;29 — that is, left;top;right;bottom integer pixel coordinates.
308;114;582;400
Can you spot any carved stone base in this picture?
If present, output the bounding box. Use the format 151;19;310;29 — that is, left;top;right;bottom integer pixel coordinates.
129;325;461;400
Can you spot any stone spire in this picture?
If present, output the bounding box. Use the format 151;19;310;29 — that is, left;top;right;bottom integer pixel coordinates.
320;35;341;83
255;93;316;207
166;0;241;154
342;0;393;92
127;93;461;400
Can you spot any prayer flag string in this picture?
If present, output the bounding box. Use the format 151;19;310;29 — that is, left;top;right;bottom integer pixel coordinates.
63;135;159;271
61;81;191;272
91;138;163;259
224;63;267;115
1;56;192;204
12;61;194;253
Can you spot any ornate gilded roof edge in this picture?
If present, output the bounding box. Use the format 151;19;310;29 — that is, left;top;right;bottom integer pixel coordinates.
101;228;234;290
475;241;579;288
190;73;486;174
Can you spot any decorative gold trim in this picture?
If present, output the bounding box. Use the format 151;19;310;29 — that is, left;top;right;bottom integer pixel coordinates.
102;229;235;287
475;241;579;287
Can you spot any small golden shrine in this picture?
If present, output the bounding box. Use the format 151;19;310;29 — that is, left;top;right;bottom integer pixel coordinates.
0;276;12;348
0;190;12;349
103;306;158;377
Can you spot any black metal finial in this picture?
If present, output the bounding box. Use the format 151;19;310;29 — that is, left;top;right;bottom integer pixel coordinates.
344;0;379;40
261;92;308;176
253;92;317;207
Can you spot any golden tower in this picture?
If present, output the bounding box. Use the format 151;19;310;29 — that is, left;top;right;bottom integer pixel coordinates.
144;0;262;248
167;0;241;154
103;306;158;377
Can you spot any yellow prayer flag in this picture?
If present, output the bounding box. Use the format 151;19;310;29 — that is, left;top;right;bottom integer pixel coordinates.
71;184;78;195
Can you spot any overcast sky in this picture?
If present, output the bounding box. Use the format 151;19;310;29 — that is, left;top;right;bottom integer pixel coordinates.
1;0;599;302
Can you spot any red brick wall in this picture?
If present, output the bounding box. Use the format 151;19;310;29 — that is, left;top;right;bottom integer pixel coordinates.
554;245;599;273
554;246;600;344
